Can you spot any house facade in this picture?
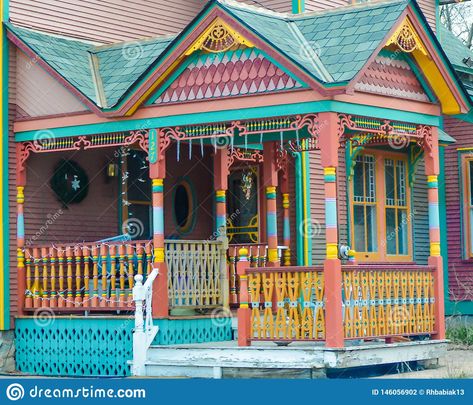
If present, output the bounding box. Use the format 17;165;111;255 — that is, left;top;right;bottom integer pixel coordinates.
0;0;472;377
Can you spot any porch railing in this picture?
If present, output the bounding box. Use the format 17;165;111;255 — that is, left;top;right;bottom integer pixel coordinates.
342;265;436;339
246;266;325;342
166;240;228;310
23;241;153;310
227;244;289;305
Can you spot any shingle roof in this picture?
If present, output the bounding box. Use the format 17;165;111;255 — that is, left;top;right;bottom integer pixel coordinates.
5;0;421;110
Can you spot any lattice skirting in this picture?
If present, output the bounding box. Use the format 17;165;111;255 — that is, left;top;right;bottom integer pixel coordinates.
15;316;233;376
15;318;134;377
153;317;233;345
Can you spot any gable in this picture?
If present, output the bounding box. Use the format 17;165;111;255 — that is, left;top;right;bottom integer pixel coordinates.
16;49;88;118
354;53;433;103
148;47;306;105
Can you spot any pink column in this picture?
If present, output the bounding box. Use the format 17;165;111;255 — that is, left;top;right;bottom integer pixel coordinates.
214;147;229;238
263;142;280;266
319;112;344;348
237;248;251;346
424;127;446;340
150;140;168;318
281;172;291;266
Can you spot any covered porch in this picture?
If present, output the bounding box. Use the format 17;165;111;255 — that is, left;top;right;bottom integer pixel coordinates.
15;112;446;353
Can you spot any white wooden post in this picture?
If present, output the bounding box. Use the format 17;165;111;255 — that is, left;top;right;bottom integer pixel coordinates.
132;274;146;376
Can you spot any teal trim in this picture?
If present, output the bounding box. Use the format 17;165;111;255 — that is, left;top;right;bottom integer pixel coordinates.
295;153;303;266
292;0;305;14
345;146;352;248
15;100;441;141
2;3;10;330
457;150;468;260
303;150;312;266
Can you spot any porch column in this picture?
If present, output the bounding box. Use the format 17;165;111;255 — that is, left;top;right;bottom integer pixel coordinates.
319;112;344;348
16;144;27;314
214;147;229;238
424;126;446;340
263;142;279;266
280;171;291;266
150;131;168;318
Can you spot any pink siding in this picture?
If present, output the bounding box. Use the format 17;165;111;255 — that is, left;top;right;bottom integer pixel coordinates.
9;0;207;42
23;150;119;244
443;117;473;301
417;0;436;32
304;0;348;12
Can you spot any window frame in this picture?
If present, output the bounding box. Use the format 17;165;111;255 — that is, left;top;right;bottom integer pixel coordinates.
172;177;197;236
349;149;413;262
461;154;473;258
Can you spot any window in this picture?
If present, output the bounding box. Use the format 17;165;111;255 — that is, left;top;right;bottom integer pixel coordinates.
173;179;196;234
463;158;473;257
350;151;411;261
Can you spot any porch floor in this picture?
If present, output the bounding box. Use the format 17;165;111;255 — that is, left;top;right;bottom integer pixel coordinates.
141;339;448;378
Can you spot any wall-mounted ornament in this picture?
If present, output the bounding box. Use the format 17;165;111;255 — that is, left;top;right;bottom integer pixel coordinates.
50;159;89;208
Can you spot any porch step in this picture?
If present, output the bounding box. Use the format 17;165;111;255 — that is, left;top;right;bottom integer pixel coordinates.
141;339;448;378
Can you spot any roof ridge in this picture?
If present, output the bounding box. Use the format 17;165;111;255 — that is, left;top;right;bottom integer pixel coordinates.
90;33;177;54
217;0;290;19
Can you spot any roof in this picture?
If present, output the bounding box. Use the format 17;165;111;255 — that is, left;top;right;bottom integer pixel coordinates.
438;24;473;99
438;128;456;144
6;0;468;115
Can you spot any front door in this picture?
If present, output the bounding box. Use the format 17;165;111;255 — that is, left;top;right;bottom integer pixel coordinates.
227;167;259;244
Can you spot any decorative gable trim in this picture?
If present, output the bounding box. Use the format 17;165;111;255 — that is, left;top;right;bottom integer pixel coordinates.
385;17;428;56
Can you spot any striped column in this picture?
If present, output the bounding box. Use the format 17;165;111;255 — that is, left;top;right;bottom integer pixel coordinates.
324;167;339;259
215;190;227;238
428;175;441;257
266;186;279;265
282;193;291;266
427;173;445;339
17;185;26;314
152;179;165;263
237;248;251;346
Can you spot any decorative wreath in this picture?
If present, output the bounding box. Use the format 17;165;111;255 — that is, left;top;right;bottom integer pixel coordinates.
50;159;89;207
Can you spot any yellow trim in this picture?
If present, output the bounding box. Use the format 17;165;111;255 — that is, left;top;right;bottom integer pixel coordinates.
152;179;163;187
216;190;226;198
282;193;290;208
430;242;441;257
154;247;165;263
462;156;473;258
127;17;254;116
266;186;276;194
385;16;461;115
301;148;309;265
349;150;413;262
324;167;336;176
268;248;279;263
17;186;24;204
457;147;473;151
326;243;338;260
427;175;438;184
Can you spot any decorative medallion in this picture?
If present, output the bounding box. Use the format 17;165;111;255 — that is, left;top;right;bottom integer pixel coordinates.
386;18;428;56
50;159;89;207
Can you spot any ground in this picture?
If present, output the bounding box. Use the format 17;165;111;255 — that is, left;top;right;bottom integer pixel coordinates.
378;346;473;379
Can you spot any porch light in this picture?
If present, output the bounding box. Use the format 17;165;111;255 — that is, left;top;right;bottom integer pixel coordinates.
107;163;118;178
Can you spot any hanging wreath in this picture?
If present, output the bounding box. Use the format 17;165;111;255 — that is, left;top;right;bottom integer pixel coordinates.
50;159;89;207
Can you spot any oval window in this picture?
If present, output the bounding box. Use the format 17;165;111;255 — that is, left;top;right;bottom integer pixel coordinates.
173;180;195;233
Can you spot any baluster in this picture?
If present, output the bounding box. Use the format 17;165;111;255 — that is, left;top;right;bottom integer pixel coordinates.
66;246;73;308
58;248;65;307
136;243;144;276
49;247;57;307
100;244;108;307
25;250;33;308
33;247;41;308
83;245;90;307
74;245;83;306
126;244;135;307
41;247;49;308
109;245;117;307
91;246;99;307
145;243;152;275
228;246;238;304
118;244;126;307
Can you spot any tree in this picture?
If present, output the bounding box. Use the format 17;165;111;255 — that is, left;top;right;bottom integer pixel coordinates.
440;1;473;48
